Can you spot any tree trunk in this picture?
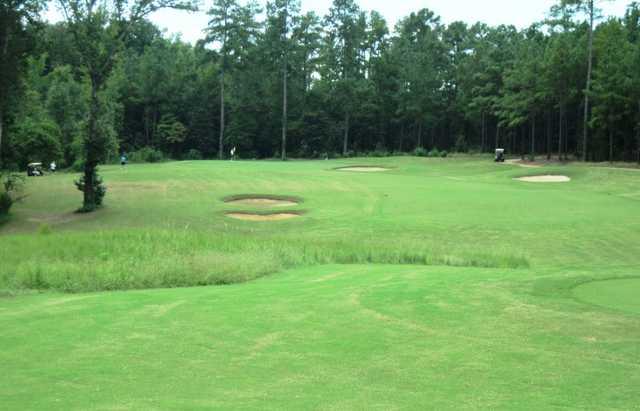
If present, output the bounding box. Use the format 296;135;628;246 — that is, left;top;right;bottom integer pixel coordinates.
546;110;552;160
281;4;288;161
520;125;525;160
637;100;640;164
144;108;149;146
417;120;422;148
0;108;3;167
609;128;614;163
83;83;100;211
152;106;158;147
281;48;288;161
481;111;486;153
531;114;536;161
582;1;595;162
0;28;7;166
343;113;350;156
495;124;500;149
558;106;564;161
219;67;225;160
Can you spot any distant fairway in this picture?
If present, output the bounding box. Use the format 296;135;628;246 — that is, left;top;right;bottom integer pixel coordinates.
1;157;639;409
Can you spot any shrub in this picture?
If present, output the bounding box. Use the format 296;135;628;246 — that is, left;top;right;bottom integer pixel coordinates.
0;173;25;217
0;192;12;216
128;147;164;163
370;149;390;157
440;150;448;158
184;149;202;160
38;223;52;235
413;147;428;157
75;171;106;212
428;148;441;158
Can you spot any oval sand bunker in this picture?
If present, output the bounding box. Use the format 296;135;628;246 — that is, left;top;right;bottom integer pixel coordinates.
225;197;298;207
225;212;301;222
573;279;640;314
336;166;391;172
516;175;571;183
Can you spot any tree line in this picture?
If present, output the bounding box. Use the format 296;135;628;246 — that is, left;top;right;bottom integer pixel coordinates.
1;0;640;210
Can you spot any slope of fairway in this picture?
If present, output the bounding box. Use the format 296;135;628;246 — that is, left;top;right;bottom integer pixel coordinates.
1;157;639;292
1;264;639;410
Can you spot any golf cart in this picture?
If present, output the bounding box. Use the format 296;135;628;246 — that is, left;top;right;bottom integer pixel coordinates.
27;163;45;177
495;149;505;163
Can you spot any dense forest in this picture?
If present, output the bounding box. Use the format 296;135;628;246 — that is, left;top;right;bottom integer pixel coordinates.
2;0;640;174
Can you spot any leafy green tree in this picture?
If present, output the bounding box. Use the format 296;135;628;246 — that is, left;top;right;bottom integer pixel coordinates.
9;55;62;167
395;10;445;149
157;113;187;156
497;27;547;159
46;65;88;165
265;0;300;160
206;0;239;159
561;0;613;160
0;0;45;167
590;19;635;161
57;0;195;212
323;0;363;155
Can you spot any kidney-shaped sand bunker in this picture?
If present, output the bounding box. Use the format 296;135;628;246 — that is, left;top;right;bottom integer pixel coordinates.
515;175;571;183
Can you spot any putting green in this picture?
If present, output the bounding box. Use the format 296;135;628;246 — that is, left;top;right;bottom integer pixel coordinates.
573;279;640;314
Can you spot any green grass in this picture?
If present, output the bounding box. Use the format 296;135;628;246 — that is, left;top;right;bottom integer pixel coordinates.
573;278;640;314
1;156;639;409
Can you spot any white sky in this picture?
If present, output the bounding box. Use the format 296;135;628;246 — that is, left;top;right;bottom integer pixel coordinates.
46;0;631;43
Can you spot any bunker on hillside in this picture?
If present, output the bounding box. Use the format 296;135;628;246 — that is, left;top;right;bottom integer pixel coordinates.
223;194;301;207
515;175;571;183
335;166;391;172
225;211;302;221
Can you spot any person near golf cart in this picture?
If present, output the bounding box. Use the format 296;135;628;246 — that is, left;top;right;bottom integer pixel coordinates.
495;149;506;162
49;161;57;173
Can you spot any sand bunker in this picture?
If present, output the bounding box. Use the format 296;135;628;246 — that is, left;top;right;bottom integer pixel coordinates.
225;212;301;221
336;166;391;172
225;198;298;207
516;175;571;183
223;195;300;207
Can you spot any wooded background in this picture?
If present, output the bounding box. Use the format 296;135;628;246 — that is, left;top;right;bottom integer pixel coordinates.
2;0;640;168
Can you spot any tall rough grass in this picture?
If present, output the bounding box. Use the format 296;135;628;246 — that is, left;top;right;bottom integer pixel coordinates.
0;229;529;293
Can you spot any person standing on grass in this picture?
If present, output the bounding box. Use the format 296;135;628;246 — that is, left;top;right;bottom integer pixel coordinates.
121;154;127;167
230;146;236;161
49;161;57;173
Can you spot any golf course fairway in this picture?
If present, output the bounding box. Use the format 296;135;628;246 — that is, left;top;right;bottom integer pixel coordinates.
1;157;639;409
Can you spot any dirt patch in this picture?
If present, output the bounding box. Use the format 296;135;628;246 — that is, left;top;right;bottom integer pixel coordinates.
223;194;300;207
516;175;571;183
225;211;303;221
336;166;391;172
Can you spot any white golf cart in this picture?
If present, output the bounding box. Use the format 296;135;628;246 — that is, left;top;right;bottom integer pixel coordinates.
27;163;45;177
